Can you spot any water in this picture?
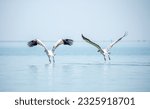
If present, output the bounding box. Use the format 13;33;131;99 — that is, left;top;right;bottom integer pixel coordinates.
0;41;150;92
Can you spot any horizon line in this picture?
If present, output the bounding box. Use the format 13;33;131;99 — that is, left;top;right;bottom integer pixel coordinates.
0;40;150;42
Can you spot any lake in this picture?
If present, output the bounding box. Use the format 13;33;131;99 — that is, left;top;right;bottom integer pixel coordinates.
0;41;150;91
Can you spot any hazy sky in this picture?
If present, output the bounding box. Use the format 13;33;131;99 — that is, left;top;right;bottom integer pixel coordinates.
0;0;150;41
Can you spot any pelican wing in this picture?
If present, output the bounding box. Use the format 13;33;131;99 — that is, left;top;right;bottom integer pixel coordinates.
52;39;73;52
107;32;127;51
27;39;48;51
81;34;104;54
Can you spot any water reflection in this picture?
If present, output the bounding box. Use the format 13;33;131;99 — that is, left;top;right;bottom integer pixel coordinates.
29;65;38;73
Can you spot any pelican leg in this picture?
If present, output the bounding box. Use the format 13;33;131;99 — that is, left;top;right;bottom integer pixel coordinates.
48;57;51;63
53;56;55;63
104;57;106;61
103;54;106;61
103;55;106;61
108;55;111;60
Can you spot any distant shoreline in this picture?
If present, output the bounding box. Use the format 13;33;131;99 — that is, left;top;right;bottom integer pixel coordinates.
0;40;150;43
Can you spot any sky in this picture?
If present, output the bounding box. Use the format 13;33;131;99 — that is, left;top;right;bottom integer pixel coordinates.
0;0;150;41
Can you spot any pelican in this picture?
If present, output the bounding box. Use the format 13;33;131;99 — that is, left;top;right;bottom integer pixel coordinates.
82;32;127;61
27;38;73;63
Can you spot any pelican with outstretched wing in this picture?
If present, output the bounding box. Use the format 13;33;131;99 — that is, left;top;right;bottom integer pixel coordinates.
82;32;127;61
27;38;73;63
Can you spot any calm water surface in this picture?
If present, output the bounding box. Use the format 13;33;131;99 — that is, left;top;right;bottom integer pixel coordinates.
0;41;150;91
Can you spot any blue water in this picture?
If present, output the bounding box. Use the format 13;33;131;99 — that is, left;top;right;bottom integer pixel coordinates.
0;41;150;92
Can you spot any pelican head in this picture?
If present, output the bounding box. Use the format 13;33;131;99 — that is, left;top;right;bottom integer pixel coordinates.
81;33;126;61
28;38;73;63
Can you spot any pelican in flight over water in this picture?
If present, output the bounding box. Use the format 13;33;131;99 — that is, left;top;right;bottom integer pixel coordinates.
82;32;127;61
27;38;73;63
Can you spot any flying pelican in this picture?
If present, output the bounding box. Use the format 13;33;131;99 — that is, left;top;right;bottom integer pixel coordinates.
27;38;73;63
82;32;127;61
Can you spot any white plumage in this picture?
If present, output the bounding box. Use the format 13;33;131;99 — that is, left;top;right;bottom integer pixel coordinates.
28;38;73;63
82;32;127;61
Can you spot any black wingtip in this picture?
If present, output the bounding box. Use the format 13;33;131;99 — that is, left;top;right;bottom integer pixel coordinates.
63;39;73;46
81;34;85;39
123;32;128;37
27;40;38;47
